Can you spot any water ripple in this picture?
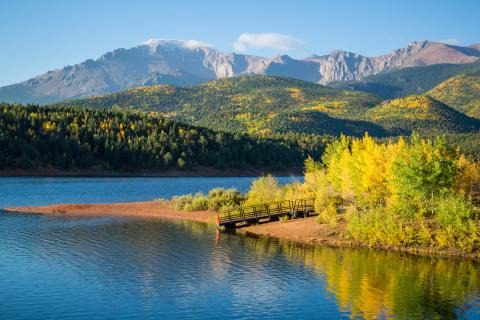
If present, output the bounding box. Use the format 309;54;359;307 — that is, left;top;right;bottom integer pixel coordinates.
0;210;479;319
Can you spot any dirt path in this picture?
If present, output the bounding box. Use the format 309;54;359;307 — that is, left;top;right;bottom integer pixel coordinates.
243;217;350;247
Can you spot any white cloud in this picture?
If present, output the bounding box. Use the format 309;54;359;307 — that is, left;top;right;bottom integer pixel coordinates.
142;39;214;49
233;33;303;52
179;40;214;49
438;38;462;46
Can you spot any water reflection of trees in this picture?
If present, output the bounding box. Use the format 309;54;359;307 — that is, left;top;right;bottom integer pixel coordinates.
230;234;480;319
36;217;479;319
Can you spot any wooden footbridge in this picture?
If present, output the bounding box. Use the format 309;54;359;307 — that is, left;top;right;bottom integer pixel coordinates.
217;198;316;228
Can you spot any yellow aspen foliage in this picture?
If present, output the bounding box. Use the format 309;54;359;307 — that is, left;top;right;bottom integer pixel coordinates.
353;135;388;207
303;157;325;194
454;155;480;195
282;181;311;202
243;134;479;251
118;129;125;139
42;121;56;133
244;175;284;206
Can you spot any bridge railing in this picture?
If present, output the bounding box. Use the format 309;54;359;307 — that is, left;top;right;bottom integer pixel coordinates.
218;200;291;224
217;198;315;226
290;198;315;213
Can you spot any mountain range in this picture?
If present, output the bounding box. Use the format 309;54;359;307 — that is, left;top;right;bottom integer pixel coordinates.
1;39;480;104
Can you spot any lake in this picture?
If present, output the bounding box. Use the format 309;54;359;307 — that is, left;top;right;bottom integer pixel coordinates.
1;177;479;319
0;176;300;208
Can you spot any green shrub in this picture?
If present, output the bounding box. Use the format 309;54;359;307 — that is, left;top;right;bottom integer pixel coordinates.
433;193;479;251
183;203;194;211
316;200;337;225
171;194;194;210
172;192;208;211
345;206;432;247
207;188;244;211
171;188;243;211
435;193;474;231
191;192;209;211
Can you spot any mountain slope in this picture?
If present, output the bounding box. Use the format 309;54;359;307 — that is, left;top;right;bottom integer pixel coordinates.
330;59;480;99
470;44;480;51
59;75;386;136
1;40;479;104
427;72;480;119
364;95;480;133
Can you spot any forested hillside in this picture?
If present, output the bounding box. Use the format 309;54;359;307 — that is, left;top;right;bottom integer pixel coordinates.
59;75;480;138
58;75;384;136
0;103;330;171
428;72;480;119
364;95;480;134
331;59;480;99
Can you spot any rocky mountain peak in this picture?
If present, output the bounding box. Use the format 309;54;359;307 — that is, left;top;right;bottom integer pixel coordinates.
1;39;479;103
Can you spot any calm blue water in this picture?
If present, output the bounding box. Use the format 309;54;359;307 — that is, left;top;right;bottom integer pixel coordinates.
0;176;299;208
1;177;479;319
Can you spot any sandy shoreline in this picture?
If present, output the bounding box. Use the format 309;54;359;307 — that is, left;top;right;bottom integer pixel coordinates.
4;202;351;248
5;201;479;260
5;201;216;224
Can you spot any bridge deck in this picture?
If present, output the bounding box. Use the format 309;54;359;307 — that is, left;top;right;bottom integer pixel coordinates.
217;198;315;228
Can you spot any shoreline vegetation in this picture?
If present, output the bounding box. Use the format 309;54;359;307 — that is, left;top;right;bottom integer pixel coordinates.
5;134;480;260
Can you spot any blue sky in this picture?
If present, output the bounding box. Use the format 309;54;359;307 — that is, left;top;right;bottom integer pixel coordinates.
0;0;479;86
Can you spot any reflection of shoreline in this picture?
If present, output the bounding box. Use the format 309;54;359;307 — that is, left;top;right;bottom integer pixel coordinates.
241;217;480;261
6;201;480;260
227;233;480;320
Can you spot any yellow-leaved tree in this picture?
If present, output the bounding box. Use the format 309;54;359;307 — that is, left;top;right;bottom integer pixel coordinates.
244;175;285;206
